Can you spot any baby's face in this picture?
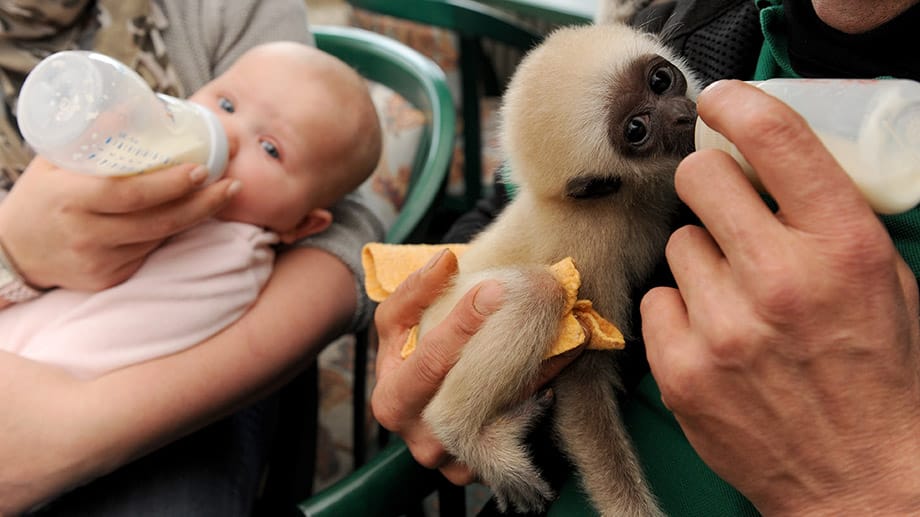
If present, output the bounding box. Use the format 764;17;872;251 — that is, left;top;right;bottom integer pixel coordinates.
189;47;340;234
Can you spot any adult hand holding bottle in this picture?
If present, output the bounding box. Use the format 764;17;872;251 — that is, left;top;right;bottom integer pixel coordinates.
642;80;920;514
0;156;240;294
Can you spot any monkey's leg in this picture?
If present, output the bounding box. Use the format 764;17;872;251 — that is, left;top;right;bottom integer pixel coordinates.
422;266;568;514
553;351;664;517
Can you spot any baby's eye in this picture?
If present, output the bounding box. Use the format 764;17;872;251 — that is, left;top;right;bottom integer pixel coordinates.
218;97;235;113
261;140;280;159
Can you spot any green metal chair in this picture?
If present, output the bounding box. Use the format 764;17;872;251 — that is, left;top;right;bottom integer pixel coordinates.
255;24;455;515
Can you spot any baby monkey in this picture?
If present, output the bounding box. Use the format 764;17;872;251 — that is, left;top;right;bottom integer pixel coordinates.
416;22;700;516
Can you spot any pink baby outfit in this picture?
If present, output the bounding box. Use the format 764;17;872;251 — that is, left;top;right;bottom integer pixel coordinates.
0;219;277;378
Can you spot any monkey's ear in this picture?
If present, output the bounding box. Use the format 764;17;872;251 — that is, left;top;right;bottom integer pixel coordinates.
594;0;648;25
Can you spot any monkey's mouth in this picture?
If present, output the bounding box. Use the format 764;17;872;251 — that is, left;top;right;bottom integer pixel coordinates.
565;175;622;199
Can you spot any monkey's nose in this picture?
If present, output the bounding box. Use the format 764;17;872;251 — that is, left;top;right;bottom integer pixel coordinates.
667;97;697;127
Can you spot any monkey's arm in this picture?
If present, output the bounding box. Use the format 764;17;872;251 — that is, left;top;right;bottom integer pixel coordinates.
420;264;571;514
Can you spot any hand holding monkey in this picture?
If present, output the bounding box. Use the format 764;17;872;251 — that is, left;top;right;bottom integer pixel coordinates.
643;80;920;515
371;249;585;485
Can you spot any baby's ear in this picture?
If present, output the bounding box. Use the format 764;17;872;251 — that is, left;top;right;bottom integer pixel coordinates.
279;208;333;244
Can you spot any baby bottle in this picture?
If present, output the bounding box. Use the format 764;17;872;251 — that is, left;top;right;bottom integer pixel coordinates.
16;50;228;183
694;78;920;214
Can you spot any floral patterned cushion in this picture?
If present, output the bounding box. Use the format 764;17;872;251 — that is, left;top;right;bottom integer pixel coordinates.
350;8;505;200
357;80;427;233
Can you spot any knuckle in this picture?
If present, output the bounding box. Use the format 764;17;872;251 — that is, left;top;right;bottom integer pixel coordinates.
373;293;411;339
706;327;752;368
442;464;477;486
751;266;811;317
410;442;447;469
833;226;896;272
68;233;98;255
412;348;452;388
369;397;400;431
112;187;145;211
146;216;179;239
450;306;483;341
743;106;805;146
398;269;422;294
657;366;700;413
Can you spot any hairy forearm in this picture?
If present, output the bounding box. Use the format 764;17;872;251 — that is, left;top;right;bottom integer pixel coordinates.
0;246;356;513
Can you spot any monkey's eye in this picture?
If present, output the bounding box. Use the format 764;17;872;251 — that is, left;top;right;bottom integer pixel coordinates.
649;67;673;95
624;117;649;145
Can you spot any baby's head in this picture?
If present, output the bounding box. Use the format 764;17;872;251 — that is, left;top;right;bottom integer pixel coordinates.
190;41;382;242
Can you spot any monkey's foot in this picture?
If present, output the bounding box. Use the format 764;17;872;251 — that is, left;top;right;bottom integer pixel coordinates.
477;393;556;514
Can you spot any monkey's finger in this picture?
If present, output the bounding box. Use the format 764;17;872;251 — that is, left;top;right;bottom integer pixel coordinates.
374;248;458;349
697;80;874;234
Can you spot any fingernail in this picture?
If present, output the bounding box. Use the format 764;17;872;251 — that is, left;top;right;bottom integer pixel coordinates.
226;180;242;197
189;166;208;183
423;248;448;272
472;280;503;316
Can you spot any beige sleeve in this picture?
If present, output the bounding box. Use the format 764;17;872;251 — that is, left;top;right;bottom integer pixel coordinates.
157;0;313;93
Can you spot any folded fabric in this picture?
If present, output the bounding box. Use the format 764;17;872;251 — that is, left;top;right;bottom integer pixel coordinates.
361;243;625;359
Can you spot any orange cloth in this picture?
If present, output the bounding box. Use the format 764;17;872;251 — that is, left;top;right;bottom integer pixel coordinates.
361;243;625;358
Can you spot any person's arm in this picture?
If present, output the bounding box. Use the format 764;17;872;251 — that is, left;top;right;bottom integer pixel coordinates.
0;157;238;293
642;80;920;515
0;245;354;514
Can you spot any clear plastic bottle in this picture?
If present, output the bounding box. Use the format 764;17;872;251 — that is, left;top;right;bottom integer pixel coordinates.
17;50;228;183
694;78;920;214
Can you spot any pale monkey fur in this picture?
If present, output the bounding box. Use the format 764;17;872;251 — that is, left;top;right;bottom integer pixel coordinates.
416;23;700;516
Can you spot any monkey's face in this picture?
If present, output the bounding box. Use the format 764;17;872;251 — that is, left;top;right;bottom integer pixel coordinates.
500;24;699;204
608;54;696;162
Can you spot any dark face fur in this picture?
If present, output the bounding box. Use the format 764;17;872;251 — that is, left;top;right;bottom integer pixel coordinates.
565;54;696;201
608;54;696;159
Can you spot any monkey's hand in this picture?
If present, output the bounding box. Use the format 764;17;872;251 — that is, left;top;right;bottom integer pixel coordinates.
421;265;569;513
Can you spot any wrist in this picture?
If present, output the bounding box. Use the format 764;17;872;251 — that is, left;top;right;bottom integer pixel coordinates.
761;421;920;516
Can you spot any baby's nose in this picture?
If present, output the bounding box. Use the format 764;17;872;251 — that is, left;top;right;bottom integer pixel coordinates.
223;120;240;159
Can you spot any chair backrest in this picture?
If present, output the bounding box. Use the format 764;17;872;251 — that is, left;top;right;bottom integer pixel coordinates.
313;25;455;244
345;1;543;214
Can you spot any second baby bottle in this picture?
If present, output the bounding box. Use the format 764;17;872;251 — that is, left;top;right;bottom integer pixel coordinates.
694;78;920;214
17;50;228;183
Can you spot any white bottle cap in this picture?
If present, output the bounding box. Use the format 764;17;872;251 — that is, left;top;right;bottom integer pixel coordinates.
191;102;228;185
